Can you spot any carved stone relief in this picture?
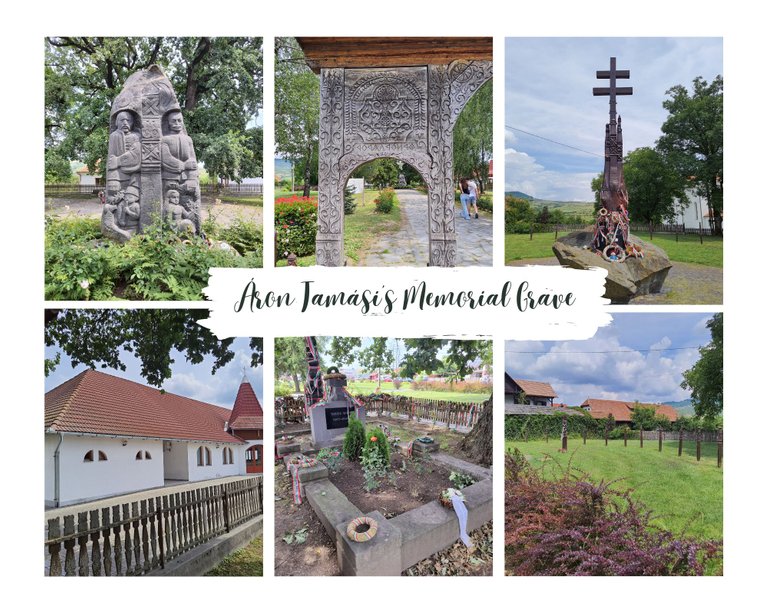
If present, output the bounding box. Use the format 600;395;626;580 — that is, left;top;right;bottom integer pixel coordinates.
316;60;491;266
101;65;201;243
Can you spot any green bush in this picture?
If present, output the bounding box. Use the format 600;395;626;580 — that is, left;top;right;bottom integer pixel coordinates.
505;413;604;440
45;217;123;300
218;217;263;257
275;196;318;257
374;187;396;214
477;194;493;211
343;416;366;461
362;426;390;465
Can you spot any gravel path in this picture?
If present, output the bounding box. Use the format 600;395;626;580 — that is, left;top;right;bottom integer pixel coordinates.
507;257;723;305
45;196;263;228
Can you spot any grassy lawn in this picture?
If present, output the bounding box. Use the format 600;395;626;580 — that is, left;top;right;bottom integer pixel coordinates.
217;195;263;206
275;189;319;198
505;231;723;267
204;536;263;576
276;189;401;266
346;379;491;403
506;439;722;542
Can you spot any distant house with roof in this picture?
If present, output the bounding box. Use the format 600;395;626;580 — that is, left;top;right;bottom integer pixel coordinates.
504;374;583;416
580;398;678;425
45;370;263;508
505;374;557;406
75;164;103;187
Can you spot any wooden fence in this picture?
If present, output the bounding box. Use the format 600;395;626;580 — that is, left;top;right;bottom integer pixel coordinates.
45;184;101;195
45;476;263;576
275;394;485;430
44;183;264;197
201;183;263;196
519;222;715;237
363;395;483;430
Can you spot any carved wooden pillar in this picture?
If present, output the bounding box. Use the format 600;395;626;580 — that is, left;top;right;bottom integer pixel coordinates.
315;61;491;267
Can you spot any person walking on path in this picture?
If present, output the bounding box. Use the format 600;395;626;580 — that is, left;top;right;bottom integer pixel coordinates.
459;178;471;220
467;177;480;219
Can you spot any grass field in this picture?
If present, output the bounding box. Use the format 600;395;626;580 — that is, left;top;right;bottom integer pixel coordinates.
505;231;723;268
204;536;263;576
277;189;401;266
506;439;723;541
218;195;263;207
346;380;491;403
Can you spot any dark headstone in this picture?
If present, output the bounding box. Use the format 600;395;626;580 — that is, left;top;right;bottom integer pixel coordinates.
102;65;201;243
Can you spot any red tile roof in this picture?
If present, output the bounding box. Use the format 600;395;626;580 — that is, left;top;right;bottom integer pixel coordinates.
511;377;557;399
45;370;244;444
229;376;264;430
581;398;678;422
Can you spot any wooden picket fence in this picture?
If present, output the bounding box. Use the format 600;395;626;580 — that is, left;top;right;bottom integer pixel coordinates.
363;395;482;430
45;476;263;576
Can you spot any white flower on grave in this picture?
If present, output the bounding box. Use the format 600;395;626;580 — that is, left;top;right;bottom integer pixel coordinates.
79;279;90;289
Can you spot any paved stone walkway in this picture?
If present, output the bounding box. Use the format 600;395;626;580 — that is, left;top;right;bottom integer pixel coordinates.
358;189;492;266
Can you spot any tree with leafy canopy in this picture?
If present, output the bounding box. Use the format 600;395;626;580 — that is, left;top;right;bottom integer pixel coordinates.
631;405;659;431
453;80;492;191
657;76;723;234
401;339;493;466
45;309;262;389
681;313;723;421
45;37;263;184
274;37;319;197
275;337;324;394
358;338;395;388
623;147;687;225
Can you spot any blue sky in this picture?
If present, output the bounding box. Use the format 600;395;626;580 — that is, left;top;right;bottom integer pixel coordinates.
45;336;263;410
505;313;717;406
505;37;723;201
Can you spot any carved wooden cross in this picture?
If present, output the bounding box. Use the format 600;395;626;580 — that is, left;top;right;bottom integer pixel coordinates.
593;57;632;125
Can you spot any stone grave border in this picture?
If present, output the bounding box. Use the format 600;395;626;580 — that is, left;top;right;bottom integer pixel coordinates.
284;446;492;575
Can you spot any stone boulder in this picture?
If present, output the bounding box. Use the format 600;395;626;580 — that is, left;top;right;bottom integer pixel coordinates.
552;230;672;304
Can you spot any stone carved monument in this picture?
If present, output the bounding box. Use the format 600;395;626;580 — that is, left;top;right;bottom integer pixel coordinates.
553;57;671;303
102;65;201;242
297;38;492;266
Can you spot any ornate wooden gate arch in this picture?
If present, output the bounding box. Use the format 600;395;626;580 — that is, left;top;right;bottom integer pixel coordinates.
297;38;492;266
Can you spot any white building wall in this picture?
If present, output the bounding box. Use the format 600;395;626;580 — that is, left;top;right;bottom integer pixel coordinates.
186;442;245;481
47;435;164;506
78;174;98;186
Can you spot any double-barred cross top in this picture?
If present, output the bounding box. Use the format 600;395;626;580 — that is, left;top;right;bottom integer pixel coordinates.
593;56;632;125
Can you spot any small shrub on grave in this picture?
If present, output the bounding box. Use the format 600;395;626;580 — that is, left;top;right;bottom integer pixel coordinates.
316;448;342;473
343;416;366;461
361;437;389;492
362;427;390;466
449;471;476;490
275;196;318;257
374;187;396;214
343;184;357;215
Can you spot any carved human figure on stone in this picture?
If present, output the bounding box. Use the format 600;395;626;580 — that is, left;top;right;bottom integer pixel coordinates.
165;189;196;234
115;185;141;231
107;110;141;192
161;110;199;196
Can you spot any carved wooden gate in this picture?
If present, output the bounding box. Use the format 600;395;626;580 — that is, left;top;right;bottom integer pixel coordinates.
301;39;492;266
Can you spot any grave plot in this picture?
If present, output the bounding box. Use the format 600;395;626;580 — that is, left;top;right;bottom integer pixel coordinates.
275;417;492;576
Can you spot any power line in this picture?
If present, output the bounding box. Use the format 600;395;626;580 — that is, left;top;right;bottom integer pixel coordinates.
506;124;603;158
505;346;701;355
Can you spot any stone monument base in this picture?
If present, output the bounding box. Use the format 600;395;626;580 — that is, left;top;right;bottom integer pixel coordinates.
552;230;672;304
309;404;366;449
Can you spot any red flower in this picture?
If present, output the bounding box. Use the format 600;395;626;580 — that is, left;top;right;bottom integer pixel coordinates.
370;436;377;442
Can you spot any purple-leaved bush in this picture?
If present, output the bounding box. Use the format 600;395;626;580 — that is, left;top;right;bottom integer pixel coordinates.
505;449;722;575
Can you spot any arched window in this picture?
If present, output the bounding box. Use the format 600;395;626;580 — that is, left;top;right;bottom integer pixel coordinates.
246;445;260;465
145;451;152;460
84;450;108;462
135;451;144;460
197;446;212;466
222;447;234;465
